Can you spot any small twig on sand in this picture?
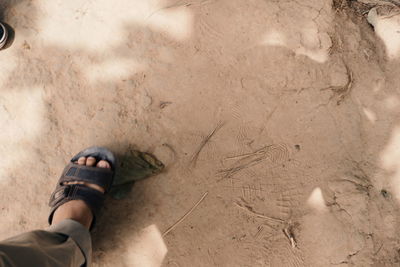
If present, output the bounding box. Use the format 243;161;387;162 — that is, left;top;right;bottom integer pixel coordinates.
217;146;270;180
217;157;264;181
217;144;289;181
190;122;225;167
373;243;383;255
234;201;284;223
147;0;214;20
146;1;192;20
283;227;297;248
321;64;354;105
163;192;209;236
224;146;272;161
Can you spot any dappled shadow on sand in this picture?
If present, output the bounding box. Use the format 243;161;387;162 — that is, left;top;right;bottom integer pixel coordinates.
1;0;400;266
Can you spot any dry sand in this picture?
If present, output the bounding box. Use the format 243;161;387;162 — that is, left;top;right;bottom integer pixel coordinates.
1;0;400;266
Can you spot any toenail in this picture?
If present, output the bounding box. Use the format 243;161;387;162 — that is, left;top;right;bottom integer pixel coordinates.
86;157;96;166
97;160;110;169
78;157;86;165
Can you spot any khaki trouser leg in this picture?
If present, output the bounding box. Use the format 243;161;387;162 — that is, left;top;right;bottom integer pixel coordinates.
0;219;91;267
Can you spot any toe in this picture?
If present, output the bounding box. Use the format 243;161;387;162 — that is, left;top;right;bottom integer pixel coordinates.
86;156;96;166
77;157;86;165
97;160;111;169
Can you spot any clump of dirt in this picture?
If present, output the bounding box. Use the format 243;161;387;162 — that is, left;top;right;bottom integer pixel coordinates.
334;0;398;16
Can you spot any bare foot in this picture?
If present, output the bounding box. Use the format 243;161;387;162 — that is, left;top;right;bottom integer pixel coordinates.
51;157;111;229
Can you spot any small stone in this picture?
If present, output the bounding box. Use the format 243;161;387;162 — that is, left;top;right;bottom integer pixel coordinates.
381;189;390;199
22;41;30;50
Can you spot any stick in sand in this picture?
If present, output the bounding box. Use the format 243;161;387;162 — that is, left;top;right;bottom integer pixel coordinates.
283;228;297;248
163;192;209;236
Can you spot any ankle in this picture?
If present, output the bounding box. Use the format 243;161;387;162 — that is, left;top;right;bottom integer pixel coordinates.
52;200;93;229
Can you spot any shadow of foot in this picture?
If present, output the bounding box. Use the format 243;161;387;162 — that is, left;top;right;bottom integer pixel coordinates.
91;144;165;262
110;145;165;199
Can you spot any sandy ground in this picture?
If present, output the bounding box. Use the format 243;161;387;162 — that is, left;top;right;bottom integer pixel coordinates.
1;0;400;266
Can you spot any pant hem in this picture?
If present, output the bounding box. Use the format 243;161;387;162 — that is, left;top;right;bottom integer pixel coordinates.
47;219;92;266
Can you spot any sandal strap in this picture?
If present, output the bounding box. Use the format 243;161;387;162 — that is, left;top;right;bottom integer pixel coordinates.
48;184;105;229
60;163;114;192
